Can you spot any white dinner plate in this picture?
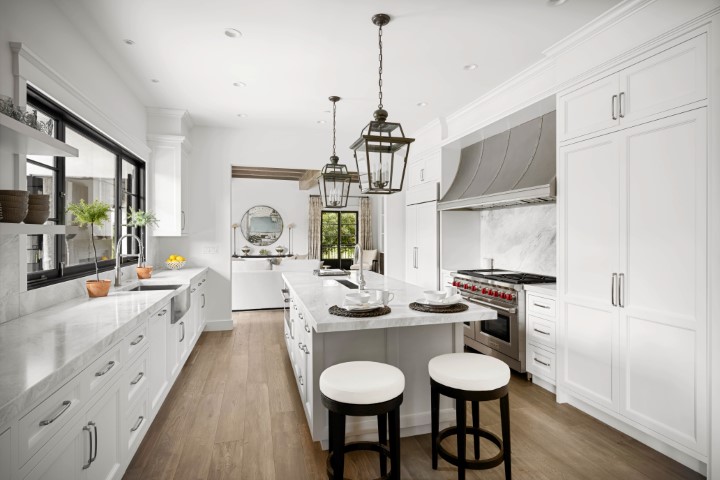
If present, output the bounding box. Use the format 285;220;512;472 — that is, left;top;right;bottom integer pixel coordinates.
341;302;384;312
415;295;463;306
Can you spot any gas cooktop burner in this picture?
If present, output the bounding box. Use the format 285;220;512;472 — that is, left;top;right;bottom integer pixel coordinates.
456;269;556;285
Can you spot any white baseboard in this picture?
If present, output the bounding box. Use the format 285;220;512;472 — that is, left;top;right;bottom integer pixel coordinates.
531;375;556;394
203;319;233;331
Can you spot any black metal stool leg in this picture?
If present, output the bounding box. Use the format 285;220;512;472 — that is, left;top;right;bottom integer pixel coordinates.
378;413;388;477
500;394;511;480
329;410;346;480
431;383;439;470
456;399;466;480
471;400;480;460
389;406;401;480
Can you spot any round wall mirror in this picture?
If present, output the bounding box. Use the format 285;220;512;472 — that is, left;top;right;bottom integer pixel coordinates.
240;205;283;246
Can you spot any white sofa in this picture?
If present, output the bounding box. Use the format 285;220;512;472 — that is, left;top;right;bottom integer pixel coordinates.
232;258;321;310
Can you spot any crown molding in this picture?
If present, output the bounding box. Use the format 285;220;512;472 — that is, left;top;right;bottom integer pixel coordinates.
10;41;151;159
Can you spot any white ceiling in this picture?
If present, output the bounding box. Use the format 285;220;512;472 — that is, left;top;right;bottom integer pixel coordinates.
54;0;620;135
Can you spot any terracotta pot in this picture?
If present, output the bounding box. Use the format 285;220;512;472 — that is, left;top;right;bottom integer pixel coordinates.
86;279;111;298
136;266;153;279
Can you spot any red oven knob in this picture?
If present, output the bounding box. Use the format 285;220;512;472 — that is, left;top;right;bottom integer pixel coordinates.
464;283;469;289
452;281;457;286
501;293;508;299
471;285;478;292
494;291;500;297
507;294;514;301
486;289;493;296
481;288;487;294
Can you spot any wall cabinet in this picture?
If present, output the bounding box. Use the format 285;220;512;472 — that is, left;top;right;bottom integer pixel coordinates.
405;201;439;290
558;107;708;457
148;135;191;236
407;149;440;189
558;33;706;142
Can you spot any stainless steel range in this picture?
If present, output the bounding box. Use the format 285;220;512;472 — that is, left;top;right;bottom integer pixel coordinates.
450;269;556;373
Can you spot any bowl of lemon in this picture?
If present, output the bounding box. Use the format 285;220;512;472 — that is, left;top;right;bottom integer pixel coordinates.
165;254;186;270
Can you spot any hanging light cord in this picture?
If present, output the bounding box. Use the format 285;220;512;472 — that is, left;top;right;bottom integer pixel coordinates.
332;99;337;157
377;23;384;110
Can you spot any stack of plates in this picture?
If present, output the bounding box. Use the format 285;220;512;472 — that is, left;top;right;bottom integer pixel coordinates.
24;194;50;224
341;301;383;312
415;294;463;306
0;190;29;223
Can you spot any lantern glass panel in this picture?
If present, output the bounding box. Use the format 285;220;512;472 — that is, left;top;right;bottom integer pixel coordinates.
319;162;352;208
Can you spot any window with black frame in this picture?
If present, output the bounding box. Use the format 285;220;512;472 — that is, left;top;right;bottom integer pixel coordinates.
320;211;358;269
26;86;146;289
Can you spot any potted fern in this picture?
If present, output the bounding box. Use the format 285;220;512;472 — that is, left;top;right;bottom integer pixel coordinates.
66;199;112;297
127;207;158;279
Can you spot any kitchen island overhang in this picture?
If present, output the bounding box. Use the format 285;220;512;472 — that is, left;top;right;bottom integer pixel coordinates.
281;271;497;448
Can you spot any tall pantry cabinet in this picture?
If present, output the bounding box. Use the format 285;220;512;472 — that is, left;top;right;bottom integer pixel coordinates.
557;31;708;462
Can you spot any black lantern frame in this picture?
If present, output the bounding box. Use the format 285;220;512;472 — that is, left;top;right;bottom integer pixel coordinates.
349;13;415;195
319;96;353;208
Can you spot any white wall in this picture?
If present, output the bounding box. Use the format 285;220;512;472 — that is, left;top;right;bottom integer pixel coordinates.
0;0;148;324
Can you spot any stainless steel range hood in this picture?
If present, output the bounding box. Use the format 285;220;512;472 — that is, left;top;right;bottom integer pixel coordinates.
438;111;556;211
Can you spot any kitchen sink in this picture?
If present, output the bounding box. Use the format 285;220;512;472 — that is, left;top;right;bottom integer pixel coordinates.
129;284;182;291
336;279;359;289
130;284;190;323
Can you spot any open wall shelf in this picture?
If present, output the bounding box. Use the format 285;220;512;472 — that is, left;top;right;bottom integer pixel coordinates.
0;114;79;157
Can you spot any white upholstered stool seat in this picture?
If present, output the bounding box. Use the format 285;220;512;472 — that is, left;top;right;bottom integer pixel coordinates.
320;361;405;405
429;353;510;392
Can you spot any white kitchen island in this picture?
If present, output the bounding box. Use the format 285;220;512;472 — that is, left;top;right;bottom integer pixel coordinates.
281;271;497;448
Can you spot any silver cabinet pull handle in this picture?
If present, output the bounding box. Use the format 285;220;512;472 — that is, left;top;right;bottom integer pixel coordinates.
82;424;93;469
89;421;98;464
95;361;116;377
130;372;144;385
298;341;304;350
179;321;185;342
298;312;303;320
191;287;197;293
534;358;550;367
202;278;206;284
201;293;205;308
158;309;168;317
611;94;618;120
302;345;310;354
197;282;202;287
619;92;626;118
39;400;71;426
181;210;186;230
611;273;618;306
299;375;304;386
533;303;550;309
131;416;144;432
619;273;625;308
130;335;144;346
304;324;311;333
533;328;551;336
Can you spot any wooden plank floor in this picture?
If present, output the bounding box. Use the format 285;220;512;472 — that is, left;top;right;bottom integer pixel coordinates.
124;310;703;480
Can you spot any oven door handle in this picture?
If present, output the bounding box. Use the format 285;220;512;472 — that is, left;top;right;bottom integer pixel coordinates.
465;297;517;314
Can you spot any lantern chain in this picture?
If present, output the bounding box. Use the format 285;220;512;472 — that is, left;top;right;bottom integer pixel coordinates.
377;22;383;110
332;98;337;157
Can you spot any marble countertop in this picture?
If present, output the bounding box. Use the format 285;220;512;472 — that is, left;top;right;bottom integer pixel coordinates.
282;271;497;333
0;267;208;427
523;283;557;296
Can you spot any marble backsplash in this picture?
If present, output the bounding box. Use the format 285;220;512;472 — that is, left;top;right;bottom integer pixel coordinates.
479;204;556;276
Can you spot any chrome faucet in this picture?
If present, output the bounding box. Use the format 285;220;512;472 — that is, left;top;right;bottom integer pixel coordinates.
115;234;144;286
354;244;366;290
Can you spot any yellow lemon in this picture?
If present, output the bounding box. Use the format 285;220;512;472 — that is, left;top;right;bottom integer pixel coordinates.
168;255;176;261
176;256;185;262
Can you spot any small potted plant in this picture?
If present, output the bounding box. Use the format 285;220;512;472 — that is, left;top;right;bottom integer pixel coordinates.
127;207;159;279
66;199;112;297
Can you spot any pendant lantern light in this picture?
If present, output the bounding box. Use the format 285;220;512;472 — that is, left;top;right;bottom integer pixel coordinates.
318;96;352;208
350;13;415;195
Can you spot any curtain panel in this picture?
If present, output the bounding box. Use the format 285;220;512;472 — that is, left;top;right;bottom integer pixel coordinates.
359;197;374;250
308;196;323;259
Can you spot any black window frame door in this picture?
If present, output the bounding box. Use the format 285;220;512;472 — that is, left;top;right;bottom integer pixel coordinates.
320;211;358;269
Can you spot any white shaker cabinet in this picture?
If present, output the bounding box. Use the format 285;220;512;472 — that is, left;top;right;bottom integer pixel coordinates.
558;108;708;457
148;134;190;237
147;304;170;416
558;33;706;142
405;200;439;290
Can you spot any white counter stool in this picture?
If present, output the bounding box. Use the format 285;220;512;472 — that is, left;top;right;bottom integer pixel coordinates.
428;353;512;480
320;361;405;480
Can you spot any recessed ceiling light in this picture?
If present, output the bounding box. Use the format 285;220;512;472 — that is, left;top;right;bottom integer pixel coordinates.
224;28;242;38
233;81;247;87
123;39;135;45
151;79;160;83
463;64;478;71
547;0;568;5
237;113;248;118
417;102;428;107
316;120;326;124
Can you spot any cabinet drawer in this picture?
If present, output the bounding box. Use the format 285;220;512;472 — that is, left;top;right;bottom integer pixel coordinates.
18;375;83;467
527;344;555;382
124;392;148;457
527;294;556;319
527;315;556;349
125;349;149;406
125;320;148;362
81;343;122;401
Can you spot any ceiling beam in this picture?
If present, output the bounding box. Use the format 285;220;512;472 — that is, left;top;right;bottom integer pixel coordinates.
298;170;321;190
